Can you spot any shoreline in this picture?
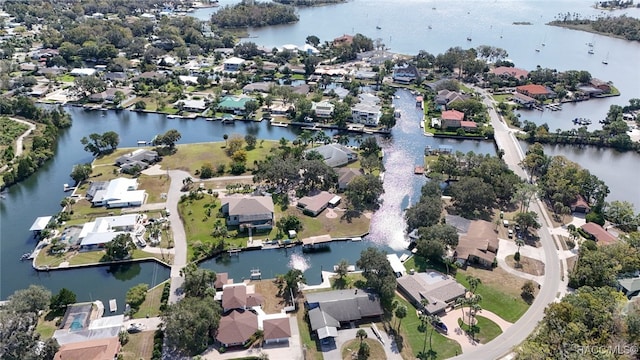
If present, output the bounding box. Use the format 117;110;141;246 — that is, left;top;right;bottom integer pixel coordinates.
32;256;171;272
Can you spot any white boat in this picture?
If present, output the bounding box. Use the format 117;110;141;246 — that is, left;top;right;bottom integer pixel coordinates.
109;299;117;313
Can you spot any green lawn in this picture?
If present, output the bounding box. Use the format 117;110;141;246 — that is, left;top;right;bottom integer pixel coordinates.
130;281;167;319
403;255;453;276
457;315;502;344
455;272;529;323
394;295;461;359
341;338;386;360
178;195;226;260
491;94;512;103
57;74;75;83
296;307;323;360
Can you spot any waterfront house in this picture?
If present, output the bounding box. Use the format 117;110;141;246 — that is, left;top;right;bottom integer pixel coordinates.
177;98;207;112
570;195;591;213
222;283;264;312
53;337;121;360
218;95;253;115
460;120;478;132
302;43;320;55
590;78;611;93
351;103;382;126
220;195;274;231
89;178;146;208
453;220;499;268
78;214;140;250
305;289;383;341
332;34;354;47
305;143;357;168
337;168;362;191
53;302;124;345
435;90;469;110
396;271;466;314
511;92;537;108
580;223;617;245
515;84;556;100
311;100;335;119
88;88;135;104
297;191;336;216
242;82;272;94
392;63;420;84
223;57;245;72
115;149;158;169
440;109;465;129
216;309;258;348
214;273;232;290
490;66;529;80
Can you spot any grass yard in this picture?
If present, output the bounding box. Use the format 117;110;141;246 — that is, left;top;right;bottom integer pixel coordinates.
131;281;167;319
281;206;370;239
341;338;385;360
137;174;170;203
505;255;545;276
490;94;512;103
457;315;502;344
455;267;530;323
394;295;461;360
36;311;61;340
177;195;226;260
295;300;323;360
120;331;155;360
330;273;365;290
159;140;280;176
402;255;453;276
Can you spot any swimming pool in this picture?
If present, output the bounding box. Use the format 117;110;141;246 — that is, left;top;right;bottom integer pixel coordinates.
69;313;87;331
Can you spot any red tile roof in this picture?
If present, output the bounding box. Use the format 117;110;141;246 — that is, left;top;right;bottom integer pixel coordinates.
581;223;617;245
441;109;465;121
516;84;551;96
222;285;247;310
460;121;477;128
54;337;121;360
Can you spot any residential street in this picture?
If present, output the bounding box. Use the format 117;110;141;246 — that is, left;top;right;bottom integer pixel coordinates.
451;89;568;360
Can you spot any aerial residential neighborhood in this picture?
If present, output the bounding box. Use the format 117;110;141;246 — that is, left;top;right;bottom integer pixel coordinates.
1;1;640;360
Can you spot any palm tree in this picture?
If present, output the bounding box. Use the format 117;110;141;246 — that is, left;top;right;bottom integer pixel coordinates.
182;176;193;189
356;329;368;345
443;257;454;276
515;237;525;252
223;134;228;147
419;313;439;357
355;134;363;146
335;259;349;279
395;304;408;333
335;134;349;145
466;275;481;294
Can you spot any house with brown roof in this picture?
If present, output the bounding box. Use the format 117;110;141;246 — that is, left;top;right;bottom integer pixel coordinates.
53;337;121;360
570;195;591;213
214;272;232;290
460;120;478;132
396;271;466;314
590;78;611;93
435;90;469;110
581;223;617;245
515;84;556;99
511;92;537;108
454;220;499;268
221;196;274;231
297;191;337;216
333;34;354;47
221;284;264;312
490;66;529;80
337;168;362;191
263;317;292;345
440;109;465;129
216;310;259;347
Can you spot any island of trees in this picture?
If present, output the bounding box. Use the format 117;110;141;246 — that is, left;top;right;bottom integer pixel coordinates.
211;1;299;28
549;13;640;41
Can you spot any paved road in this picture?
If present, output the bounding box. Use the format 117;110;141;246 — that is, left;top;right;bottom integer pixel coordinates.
164;169;191;304
450;89;567;360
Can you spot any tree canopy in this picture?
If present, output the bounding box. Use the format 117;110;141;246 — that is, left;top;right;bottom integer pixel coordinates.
80;131;120;156
356;247;397;308
104;233;135;261
163;296;222;356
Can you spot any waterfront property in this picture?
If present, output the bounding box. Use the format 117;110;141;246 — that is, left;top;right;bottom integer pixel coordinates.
53;301;124;346
306;143;358;168
570;194;591;213
217;309;259;347
53;337;121;360
78;214;142;251
351;102;382;126
396;271;467;314
392;63;420;84
296;191;337;216
222;56;246;72
580;222;618;245
305;289;384;340
221;283;264;312
434;89;470;111
114;149;159;172
489;66;529;80
87;178;146;208
217;95;253;115
311;100;335;119
29;216;53;235
515;84;557;100
337;168;362;191
220;195;275;231
453;219;500;268
263;316;292;345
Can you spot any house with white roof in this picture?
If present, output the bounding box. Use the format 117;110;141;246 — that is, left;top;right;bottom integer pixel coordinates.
302;44;319;55
70;68;97;77
78;214;141;250
351;103;382;126
223;57;246;72
311;101;334;119
89;178;146;208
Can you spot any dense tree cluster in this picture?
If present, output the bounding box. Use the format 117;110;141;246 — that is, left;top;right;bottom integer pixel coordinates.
415;223;459;262
569;239;640;289
429;151;521;218
405;181;443;232
550;14;640;41
517;286;637;359
104;233;135;261
522;144;609;210
211;1;299;28
0;98;71;189
0;285;59;360
273;0;345;5
356;247;397;308
81;131;120;156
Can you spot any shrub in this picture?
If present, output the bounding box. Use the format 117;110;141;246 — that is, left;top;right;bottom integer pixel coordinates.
585;211;605;226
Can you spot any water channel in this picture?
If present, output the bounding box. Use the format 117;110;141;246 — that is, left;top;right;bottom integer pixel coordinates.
2;1;640;300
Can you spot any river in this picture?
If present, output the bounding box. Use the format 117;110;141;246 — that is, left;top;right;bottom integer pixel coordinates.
2;0;639;300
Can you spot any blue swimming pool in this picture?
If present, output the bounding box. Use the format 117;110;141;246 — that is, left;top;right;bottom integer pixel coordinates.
69;313;87;331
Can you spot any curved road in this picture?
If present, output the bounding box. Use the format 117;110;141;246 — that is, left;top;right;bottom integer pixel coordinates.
0;118;35;173
164;169;191;304
451;89;567;360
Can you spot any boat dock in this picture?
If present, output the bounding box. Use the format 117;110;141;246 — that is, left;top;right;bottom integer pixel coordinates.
109;299;117;313
228;248;241;256
250;268;261;280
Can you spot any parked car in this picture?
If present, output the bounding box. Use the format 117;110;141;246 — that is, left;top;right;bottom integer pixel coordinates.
432;319;448;334
508;229;514;238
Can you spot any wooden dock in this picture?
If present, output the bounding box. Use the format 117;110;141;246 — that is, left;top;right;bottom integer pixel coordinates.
109;299;117;313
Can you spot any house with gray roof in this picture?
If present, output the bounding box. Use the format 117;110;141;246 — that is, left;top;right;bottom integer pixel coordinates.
337;168;362;191
306;143;357;168
397;271;466;314
305;289;383;339
618;277;640;299
221;195;274;230
115;149;158;168
242;82;272;93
